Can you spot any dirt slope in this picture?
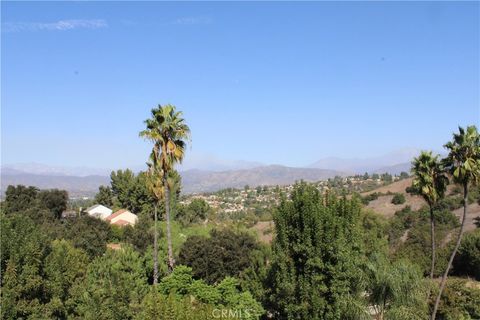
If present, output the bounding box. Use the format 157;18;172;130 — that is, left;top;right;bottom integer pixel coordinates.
252;221;274;244
363;178;479;230
362;178;425;218
453;202;480;232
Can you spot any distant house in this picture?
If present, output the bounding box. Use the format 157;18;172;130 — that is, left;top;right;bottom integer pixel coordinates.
106;209;138;227
85;204;112;220
61;210;78;219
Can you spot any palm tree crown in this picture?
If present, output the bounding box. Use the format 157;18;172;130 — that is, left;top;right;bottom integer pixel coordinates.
139;104;190;173
443;125;480;185
411;151;448;207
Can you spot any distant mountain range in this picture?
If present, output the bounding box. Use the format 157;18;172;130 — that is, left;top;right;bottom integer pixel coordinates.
1;149;426;196
181;165;346;193
1;165;345;196
308;148;423;173
0;171;110;198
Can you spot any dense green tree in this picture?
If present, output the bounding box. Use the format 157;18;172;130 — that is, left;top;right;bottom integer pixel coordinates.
71;246;148;319
268;183;364;319
62;215;111;258
3;185;39;215
140;104;191;273
110;169;155;215
0;214;49;319
411;151;448;278
176;198;211;226
38;189;69;219
42;239;89;318
123;212;155;253
94;185;114;207
433;125;480;320
3;185;69;220
178;229;260;284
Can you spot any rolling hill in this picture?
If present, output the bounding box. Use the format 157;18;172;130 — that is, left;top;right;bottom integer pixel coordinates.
181;165;347;193
0;172;110;198
1;165;347;196
309;148;421;174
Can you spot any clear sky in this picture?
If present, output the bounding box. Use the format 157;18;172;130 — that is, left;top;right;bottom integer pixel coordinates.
2;1;479;169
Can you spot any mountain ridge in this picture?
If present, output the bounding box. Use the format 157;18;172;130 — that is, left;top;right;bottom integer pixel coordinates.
2;165;347;196
1;149;426;196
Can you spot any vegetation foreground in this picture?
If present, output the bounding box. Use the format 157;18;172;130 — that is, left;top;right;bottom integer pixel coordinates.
1;106;479;320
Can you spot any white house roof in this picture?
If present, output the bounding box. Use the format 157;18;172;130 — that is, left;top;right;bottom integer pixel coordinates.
85;204;111;212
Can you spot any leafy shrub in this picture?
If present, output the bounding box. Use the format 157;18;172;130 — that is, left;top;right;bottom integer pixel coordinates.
391;193;406;205
405;185;417;194
363;255;429;319
158;266;264;319
452;230;480;280
362;192;380;205
136;290;213;320
433;278;480;320
434;196;463;211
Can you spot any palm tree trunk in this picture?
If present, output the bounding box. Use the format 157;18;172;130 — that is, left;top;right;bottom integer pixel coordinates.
153;203;159;285
164;177;175;272
430;206;436;279
431;183;468;320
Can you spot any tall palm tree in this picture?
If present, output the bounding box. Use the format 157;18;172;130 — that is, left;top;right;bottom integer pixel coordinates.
140;104;190;274
431;125;480;320
146;152;164;284
411;151;448;279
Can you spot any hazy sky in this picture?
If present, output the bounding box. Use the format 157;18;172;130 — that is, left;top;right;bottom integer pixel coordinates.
2;1;479;168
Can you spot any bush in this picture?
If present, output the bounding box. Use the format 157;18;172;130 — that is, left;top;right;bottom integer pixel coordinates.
434;196;463;211
391;193;406;205
362;192;380;205
157;266;264;319
405;185;417;194
452;230;480;280
136;290;213;320
178;229;260;284
433;278;480;320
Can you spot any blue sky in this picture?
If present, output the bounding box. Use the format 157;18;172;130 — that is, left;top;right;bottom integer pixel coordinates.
2;1;479;169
